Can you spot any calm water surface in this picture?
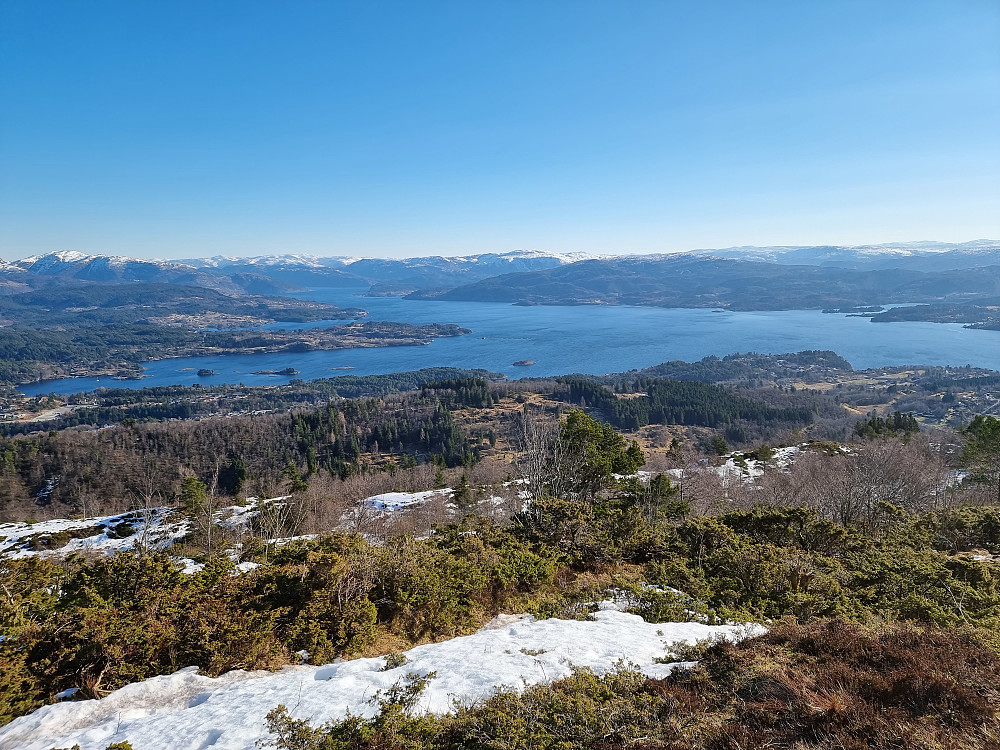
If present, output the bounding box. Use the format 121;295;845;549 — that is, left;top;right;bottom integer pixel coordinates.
20;287;1000;396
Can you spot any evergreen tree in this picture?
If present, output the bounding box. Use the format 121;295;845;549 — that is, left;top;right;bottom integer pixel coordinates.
283;462;308;494
179;476;208;515
452;472;474;517
963;415;1000;503
553;410;645;500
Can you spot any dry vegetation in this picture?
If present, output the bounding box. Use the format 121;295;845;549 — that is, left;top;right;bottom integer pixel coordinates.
267;620;1000;750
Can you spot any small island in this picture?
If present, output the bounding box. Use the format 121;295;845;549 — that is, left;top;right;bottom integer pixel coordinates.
865;301;1000;328
197;369;218;377
252;367;301;376
513;360;536;367
822;306;885;314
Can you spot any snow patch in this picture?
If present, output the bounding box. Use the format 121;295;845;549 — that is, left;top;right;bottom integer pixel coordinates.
0;509;189;560
365;489;452;511
0;610;762;750
716;445;802;481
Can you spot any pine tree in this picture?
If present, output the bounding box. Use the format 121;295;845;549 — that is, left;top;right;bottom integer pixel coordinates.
452;472;474;516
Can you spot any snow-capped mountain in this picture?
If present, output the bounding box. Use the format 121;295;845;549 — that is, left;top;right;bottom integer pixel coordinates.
0;249;599;296
15;251;199;279
4;243;996;298
180;249;599;269
689;240;1000;270
0;252;296;294
181;254;354;270
174;249;601;291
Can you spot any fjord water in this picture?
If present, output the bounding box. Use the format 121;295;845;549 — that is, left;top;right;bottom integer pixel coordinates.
20;287;1000;396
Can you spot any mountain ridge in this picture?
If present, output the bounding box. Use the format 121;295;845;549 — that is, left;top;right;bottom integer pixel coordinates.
3;242;999;299
408;254;1000;311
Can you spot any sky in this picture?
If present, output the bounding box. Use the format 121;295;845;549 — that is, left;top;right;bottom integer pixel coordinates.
0;1;998;260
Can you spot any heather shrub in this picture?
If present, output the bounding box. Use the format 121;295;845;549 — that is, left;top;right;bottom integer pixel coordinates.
7;505;1000;732
263;621;1000;750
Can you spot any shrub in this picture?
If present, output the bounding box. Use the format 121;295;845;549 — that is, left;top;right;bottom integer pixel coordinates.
264;621;1000;750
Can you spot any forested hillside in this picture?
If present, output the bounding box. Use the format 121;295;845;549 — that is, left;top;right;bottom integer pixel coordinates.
561;377;817;430
412;254;1000;314
0;371;851;520
2;407;1000;747
0;392;490;519
2;369;1000;748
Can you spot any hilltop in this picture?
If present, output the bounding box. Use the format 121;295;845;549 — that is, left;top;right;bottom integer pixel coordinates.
411;253;1000;312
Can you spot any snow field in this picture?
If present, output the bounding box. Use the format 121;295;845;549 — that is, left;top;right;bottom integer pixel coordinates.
364;489;451;511
10;460;810;566
0;609;763;750
0;488;454;568
716;444;801;480
0;508;189;560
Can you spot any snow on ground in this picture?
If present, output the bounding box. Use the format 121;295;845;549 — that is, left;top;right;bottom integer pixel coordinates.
174;557;205;575
648;444;817;485
0;609;762;750
0;488;454;566
214;496;292;530
365;489;452;511
214;499;261;530
267;534;318;546
945;469;970;488
340;488;455;530
0;508;189;560
173;558;261;576
716;445;802;481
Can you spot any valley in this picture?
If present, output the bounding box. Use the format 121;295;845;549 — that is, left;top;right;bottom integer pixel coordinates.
2;362;1000;749
6;5;1000;747
3;247;1000;750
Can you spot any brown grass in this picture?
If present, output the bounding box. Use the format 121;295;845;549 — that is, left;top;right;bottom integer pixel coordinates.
647;620;1000;750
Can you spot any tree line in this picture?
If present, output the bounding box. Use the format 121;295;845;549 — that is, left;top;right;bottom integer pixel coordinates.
560;377;816;430
0;391;486;520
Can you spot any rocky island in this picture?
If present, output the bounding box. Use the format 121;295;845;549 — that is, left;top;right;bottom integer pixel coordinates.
252;367;302;376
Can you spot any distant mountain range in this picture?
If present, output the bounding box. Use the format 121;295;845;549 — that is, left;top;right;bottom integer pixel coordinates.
0;249;594;295
178;249;594;292
689;240;1000;271
409;254;1000;310
0;251;295;296
2;243;999;311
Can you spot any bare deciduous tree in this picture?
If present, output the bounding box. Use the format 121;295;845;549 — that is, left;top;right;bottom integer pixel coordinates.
128;470;162;557
511;412;554;500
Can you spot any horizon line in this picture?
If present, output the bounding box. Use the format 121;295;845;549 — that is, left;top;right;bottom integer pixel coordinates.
3;238;999;264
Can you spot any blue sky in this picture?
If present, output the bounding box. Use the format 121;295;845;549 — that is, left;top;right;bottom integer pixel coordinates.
1;1;998;259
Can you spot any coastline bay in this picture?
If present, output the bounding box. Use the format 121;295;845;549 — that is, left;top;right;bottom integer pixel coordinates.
19;286;1000;396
